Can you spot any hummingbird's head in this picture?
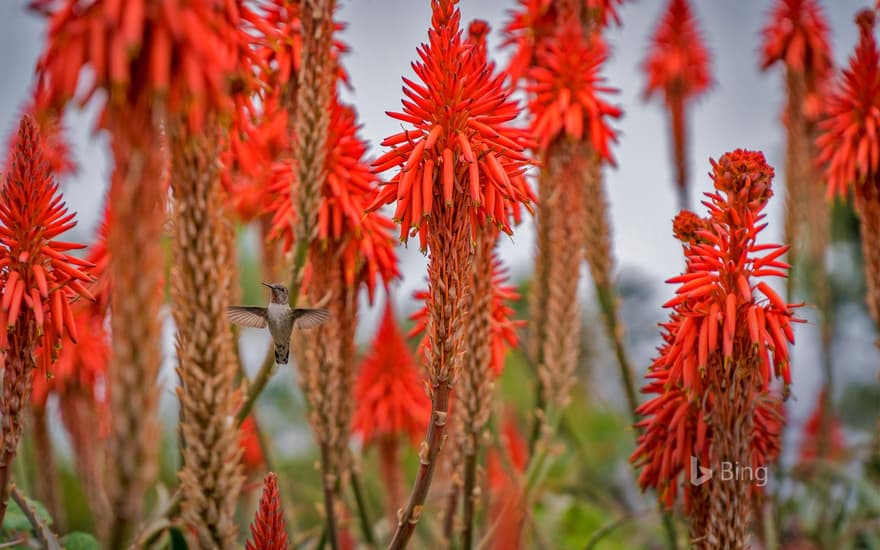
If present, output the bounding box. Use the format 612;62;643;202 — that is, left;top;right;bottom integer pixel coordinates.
261;282;289;304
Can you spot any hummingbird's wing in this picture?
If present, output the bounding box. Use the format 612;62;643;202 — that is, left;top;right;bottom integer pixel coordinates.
226;306;268;328
290;308;331;330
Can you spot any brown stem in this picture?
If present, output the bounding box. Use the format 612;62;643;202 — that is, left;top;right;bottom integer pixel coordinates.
0;351;34;526
378;437;403;527
388;380;452;549
104;121;165;548
461;450;478;550
670;96;688;210
440;479;460;546
320;442;340;550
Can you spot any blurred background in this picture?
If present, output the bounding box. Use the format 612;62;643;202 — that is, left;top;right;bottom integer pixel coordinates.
2;0;880;544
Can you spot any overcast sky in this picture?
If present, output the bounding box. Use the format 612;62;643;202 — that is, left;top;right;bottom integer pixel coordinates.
1;1;878;426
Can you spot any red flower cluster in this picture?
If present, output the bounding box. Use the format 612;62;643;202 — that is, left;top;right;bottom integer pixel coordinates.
643;0;711;107
4;91;75;178
246;472;289;550
267;97;398;300
409;258;522;376
367;1;534;249
817;10;880;199
760;0;832;79
527;23;621;158
504;0;627;84
0;115;94;369
761;0;833;120
35;0;240;131
352;301;429;446
631;150;800;508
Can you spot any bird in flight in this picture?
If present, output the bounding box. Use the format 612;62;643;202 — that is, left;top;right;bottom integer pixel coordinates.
226;282;330;364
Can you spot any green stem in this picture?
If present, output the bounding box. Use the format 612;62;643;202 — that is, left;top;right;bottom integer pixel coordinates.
349;467;377;548
595;282;638;422
582;509;651;550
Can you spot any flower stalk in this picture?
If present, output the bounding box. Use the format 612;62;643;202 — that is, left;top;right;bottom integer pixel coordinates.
0;115;93;526
170;124;244;548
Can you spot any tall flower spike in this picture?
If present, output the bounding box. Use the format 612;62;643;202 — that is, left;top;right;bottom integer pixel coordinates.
170;124;244;548
816;9;880;466
632;151;800;545
760;1;834;454
369;2;532;547
246;473;289;550
643;0;712;208
0;115;93;524
761;0;833;281
35;1;244;543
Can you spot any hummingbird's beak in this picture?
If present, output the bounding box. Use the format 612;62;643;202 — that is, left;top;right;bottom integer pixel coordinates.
261;282;273;289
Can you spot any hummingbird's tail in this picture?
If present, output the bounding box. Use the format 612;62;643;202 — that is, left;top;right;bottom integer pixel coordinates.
275;342;290;365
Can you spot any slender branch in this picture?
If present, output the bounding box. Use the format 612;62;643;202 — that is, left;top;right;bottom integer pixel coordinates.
440;481;460;547
349;467;377;548
131;490;181;547
582;509;651;550
594;282;639;422
461;451;478;550
9;484;62;550
388;380;453;549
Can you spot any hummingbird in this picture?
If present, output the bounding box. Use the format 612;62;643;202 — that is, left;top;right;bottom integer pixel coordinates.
226;282;331;365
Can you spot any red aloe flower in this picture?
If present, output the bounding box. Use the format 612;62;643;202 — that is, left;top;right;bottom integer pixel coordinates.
503;0;627;84
35;0;239;132
0;115;93;523
267;96;399;300
798;386;846;462
367;0;534;249
4;90;75;178
643;0;712;206
632;151;800;539
817;10;880;199
246;473;289;550
0;115;93;353
527;23;621;158
760;0;833;117
409;257;522;377
353;301;429;446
